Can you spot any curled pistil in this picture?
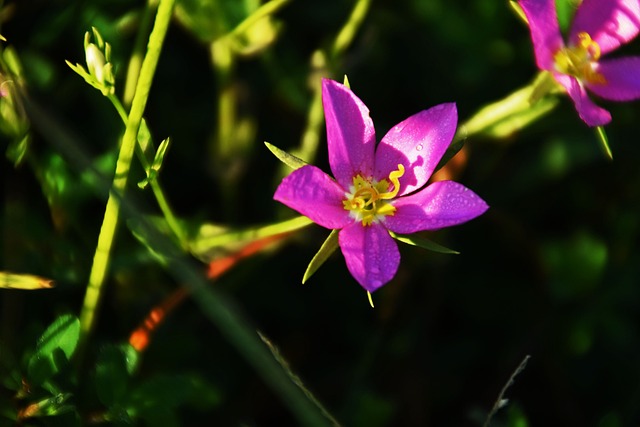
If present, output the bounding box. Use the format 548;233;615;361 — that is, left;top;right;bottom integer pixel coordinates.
343;164;405;226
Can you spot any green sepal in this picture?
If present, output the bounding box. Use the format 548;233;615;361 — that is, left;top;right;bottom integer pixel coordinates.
264;141;308;170
389;231;459;255
595;126;612;160
138;137;171;189
343;74;350;89
508;0;528;25
27;315;80;385
302;229;339;284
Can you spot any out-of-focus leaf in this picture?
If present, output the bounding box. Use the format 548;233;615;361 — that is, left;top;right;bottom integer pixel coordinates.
0;271;54;290
127;374;221;421
27;315;80;385
227;0;290;55
390;232;460;254
17;393;73;419
303;230;339;284
264;141;308;170
542;231;608;301
5;134;29;166
461;73;559;140
96;345;132;408
174;0;225;43
189;216;312;261
556;0;579;32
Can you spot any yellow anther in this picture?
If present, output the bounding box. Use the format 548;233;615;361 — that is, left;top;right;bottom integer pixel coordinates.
577;32;600;60
342;164;406;226
554;32;606;85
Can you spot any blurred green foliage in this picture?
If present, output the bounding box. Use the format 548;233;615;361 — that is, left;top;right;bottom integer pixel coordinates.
2;0;640;425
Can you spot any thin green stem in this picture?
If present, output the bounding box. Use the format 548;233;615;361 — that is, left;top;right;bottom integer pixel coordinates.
108;94;188;248
78;0;176;354
330;0;371;60
278;0;371;180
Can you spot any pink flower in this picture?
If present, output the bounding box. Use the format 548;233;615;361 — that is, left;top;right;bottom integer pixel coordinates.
274;79;488;292
520;0;640;126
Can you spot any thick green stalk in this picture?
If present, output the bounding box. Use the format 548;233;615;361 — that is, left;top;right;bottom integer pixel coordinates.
78;0;176;352
123;0;159;107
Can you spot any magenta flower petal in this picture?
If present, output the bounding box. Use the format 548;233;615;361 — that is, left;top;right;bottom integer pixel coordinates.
274;165;351;229
374;103;457;197
587;57;640;101
519;0;564;70
570;0;640;55
322;79;376;188
339;224;400;292
384;181;488;234
554;74;612;126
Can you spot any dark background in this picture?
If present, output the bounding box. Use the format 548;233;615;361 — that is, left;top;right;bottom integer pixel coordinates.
2;0;640;425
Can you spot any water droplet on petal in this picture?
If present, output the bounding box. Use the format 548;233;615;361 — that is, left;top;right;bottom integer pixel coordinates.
416;144;423;151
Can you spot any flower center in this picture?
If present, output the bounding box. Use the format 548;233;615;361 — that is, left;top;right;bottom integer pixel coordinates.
343;164;405;226
553;32;606;85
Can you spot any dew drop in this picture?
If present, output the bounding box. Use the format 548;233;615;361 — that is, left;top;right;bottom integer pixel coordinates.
416;144;423;151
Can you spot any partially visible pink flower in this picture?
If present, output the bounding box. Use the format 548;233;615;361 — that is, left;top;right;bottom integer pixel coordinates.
274;79;488;292
519;0;640;126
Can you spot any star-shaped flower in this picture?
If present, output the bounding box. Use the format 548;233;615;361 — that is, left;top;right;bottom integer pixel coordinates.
520;0;640;126
274;79;488;292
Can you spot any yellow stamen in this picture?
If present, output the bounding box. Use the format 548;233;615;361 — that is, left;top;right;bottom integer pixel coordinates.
343;164;406;226
553;32;606;85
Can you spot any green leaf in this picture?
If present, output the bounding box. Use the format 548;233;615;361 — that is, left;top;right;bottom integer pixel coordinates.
127;374;221;421
27;315;80;385
95;345;134;407
264;141;308;170
595;126;612;160
18;393;74;418
390;232;460;254
302;229;339;284
5;134;29;166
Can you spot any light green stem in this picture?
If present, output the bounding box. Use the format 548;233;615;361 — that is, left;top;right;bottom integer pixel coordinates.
280;0;371;176
79;0;176;352
108;94;188;248
191;216;313;252
330;0;371;60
